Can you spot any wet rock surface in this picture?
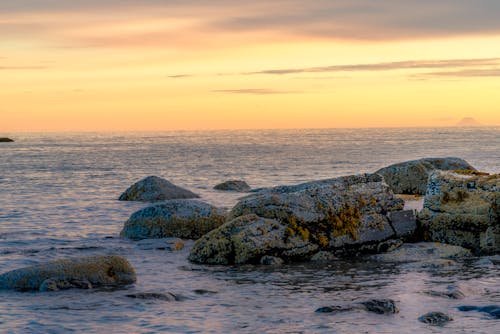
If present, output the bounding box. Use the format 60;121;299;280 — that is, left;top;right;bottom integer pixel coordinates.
418;312;453;326
119;176;199;201
458;305;500;319
371;242;472;263
361;299;399;314
121;200;226;240
375;157;476;195
0;255;136;291
418;170;499;254
214;180;251;192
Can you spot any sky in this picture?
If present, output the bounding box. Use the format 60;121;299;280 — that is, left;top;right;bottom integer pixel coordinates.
1;0;500;131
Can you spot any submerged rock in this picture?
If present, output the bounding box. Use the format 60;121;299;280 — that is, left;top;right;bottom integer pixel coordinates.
126;292;179;301
371;242;471;263
361;299;399;314
260;255;284;266
0;137;14;142
0;255;136;291
375;157;476;195
119;176;199;201
121;200;226;240
315;306;353;313
458;305;500;319
418;312;453;326
418;170;499;254
214;180;251;192
189;174;415;264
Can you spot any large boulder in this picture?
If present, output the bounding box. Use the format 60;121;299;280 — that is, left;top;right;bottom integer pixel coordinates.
375;157;476;195
0;255;136;291
121;200;226;240
0;137;14;142
189;174;415;264
119;176;199;201
418;171;499;254
214;180;251;192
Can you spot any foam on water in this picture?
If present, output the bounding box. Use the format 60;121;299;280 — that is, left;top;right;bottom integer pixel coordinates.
0;128;499;333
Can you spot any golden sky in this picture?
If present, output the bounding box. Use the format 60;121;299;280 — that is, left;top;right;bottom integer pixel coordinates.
1;0;500;131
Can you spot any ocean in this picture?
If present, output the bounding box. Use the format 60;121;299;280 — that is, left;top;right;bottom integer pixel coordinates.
0;127;499;333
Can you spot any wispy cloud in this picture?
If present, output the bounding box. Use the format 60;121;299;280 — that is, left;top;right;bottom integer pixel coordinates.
167;74;193;78
244;58;500;75
212;89;300;95
415;68;500;78
0;66;48;70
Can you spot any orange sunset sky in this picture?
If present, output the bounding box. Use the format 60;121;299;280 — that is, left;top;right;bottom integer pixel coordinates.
1;0;500;131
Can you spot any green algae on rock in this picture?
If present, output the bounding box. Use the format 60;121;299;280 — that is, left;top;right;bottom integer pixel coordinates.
0;255;136;291
121;200;226;240
119;176;199;201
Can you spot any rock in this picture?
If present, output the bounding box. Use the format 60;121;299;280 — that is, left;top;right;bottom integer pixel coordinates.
360;299;399;314
119;176;199;201
458;305;500;319
418;171;499;254
388;210;418;240
371;242;471;263
189;174;412;264
193;289;217;295
425;285;465;299
121;200;226;240
0;255;136;291
418;312;453;326
214;180;251;192
135;238;185;251
310;251;337;262
0;137;14;142
260;255;284;265
375;157;476;195
315;306;353;313
126;292;178;301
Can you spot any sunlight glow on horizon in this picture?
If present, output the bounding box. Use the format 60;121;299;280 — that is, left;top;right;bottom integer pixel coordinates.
1;1;500;132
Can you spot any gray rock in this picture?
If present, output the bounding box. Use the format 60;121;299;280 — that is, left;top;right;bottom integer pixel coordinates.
260;255;284;265
388;210;417;240
361;299;399;314
189;174;413;265
310;251;337;262
0;138;14;142
418;171;499;254
121;200;226;240
119;176;199;201
0;255;136;291
371;242;471;263
418;312;453;326
214;180;251;192
375;157;476;195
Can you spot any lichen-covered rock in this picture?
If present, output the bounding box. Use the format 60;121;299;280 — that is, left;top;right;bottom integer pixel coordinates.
375;157;476;195
418;171;499;254
189;174;414;264
121;200;226;240
0;255;136;291
0;137;14;142
214;180;251;192
371;242;471;262
119;176;199;201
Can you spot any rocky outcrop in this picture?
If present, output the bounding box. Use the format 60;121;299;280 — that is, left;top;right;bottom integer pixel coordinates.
0;138;14;142
189;174;416;264
119;176;199;201
121;200;226;240
418;171;499;254
0;255;136;291
375;157;476;195
214;180;251;192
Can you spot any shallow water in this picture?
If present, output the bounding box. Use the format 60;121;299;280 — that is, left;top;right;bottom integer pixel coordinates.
0;128;499;333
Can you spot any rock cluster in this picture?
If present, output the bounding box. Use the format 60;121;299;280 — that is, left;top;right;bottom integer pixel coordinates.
375;157;476;195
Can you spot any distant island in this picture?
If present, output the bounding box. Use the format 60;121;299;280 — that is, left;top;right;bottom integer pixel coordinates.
0;137;14;142
455;117;483;127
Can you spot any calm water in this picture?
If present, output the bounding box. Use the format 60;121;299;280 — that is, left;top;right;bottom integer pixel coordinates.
0;128;499;333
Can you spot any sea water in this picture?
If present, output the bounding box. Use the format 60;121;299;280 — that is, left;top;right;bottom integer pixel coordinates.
0;128;499;333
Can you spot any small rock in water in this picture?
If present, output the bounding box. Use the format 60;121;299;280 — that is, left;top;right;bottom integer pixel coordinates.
458;305;500;319
214;180;251;192
418;312;453;326
119;176;199;201
260;256;284;266
193;289;217;295
361;299;399;314
315;306;352;313
0;137;14;142
126;292;179;301
310;251;337;262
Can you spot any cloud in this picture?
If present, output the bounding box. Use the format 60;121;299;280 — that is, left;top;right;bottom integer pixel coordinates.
415;68;500;78
167;74;193;78
0;66;48;70
212;89;299;95
2;1;500;49
243;58;500;75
